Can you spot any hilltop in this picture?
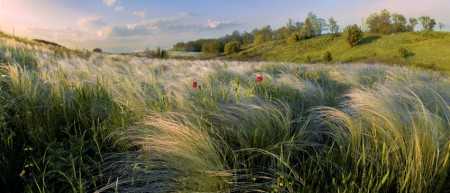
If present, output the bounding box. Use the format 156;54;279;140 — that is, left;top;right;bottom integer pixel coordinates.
172;10;450;71
229;32;450;71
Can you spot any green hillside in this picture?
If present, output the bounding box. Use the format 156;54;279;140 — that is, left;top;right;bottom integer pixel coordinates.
231;32;450;71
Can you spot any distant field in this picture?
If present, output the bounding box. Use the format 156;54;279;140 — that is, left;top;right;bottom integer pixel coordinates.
1;33;450;193
230;32;450;71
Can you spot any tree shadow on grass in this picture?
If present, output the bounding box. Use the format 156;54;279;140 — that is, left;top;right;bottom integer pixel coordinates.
359;35;381;45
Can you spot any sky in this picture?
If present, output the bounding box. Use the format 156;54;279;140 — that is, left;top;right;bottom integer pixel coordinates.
0;0;449;52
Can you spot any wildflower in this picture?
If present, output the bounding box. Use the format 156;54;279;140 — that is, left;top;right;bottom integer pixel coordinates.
256;74;264;83
192;80;198;89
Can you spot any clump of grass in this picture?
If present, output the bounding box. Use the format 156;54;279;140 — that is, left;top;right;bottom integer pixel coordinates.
0;65;134;193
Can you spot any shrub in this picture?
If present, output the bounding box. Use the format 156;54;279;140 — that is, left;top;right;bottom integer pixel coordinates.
322;51;333;62
153;47;169;59
224;41;240;55
344;24;363;47
93;48;102;53
398;47;414;58
305;55;312;63
287;33;300;44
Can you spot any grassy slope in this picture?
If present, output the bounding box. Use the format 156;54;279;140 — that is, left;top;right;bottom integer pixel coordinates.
232;32;450;71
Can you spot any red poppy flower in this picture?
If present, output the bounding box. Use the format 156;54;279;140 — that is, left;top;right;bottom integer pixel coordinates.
256;74;264;83
192;80;198;89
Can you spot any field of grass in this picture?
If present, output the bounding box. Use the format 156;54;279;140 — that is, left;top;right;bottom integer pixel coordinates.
231;32;450;71
1;33;450;193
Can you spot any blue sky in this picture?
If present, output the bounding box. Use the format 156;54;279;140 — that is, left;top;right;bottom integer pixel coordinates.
0;0;449;52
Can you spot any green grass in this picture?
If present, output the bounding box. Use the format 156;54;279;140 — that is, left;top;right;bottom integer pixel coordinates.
231;32;450;71
0;31;450;193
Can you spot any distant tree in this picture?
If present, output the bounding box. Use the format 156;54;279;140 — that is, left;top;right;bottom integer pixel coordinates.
143;48;153;57
439;22;445;31
287;18;295;30
241;32;254;45
230;30;242;42
328;17;339;35
151;47;168;58
408;18;418;32
274;18;296;40
303;12;326;37
366;9;393;34
275;26;294;40
184;41;203;52
202;40;223;54
224;41;241;55
287;33;300;44
254;26;273;44
93;48;103;53
173;42;186;51
295;22;304;31
302;17;315;39
419;16;437;31
344;24;363;47
391;13;408;33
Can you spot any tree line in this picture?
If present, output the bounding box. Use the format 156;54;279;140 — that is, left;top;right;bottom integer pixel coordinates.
172;10;443;55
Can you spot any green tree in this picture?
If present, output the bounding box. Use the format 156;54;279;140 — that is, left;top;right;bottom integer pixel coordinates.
366;9;392;34
303;12;326;37
419;16;437;31
301;17;315;39
287;33;300;44
439;22;445;31
152;47;168;58
254;26;273;44
344;24;363;47
224;41;240;55
202;40;223;54
408;18;418;32
241;32;253;46
391;13;408;33
328;17;339;35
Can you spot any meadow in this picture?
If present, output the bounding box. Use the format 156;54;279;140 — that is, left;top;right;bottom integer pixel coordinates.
1;34;450;193
231;32;450;72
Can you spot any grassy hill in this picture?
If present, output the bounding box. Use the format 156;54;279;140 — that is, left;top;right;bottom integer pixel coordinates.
230;32;450;71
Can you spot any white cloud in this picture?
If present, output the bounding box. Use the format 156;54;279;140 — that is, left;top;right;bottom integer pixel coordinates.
114;6;124;12
102;0;117;7
94;15;240;39
77;16;107;29
133;11;146;18
207;19;240;29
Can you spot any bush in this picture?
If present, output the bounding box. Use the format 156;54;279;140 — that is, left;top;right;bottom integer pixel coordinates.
224;41;241;55
93;48;102;53
344;24;363;47
153;47;168;59
398;47;414;58
323;51;333;62
305;55;312;63
287;33;300;44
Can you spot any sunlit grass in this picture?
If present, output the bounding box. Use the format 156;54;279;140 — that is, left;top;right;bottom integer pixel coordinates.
0;34;449;193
